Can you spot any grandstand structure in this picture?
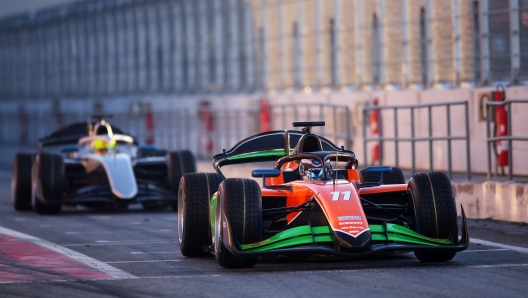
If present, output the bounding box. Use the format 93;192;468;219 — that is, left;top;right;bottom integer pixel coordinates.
0;0;527;100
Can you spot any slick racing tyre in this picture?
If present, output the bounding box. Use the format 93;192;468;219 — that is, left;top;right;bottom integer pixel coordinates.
12;153;35;211
167;150;197;211
360;167;405;184
215;178;261;268
408;172;458;262
178;172;224;257
32;154;64;215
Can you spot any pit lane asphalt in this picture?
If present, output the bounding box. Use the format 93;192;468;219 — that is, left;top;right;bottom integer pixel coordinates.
0;173;528;298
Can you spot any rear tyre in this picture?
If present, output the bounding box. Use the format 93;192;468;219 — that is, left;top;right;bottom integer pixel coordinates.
178;172;224;257
12;153;35;211
215;178;261;268
32;154;64;215
167;150;197;212
360;167;405;184
408;172;458;262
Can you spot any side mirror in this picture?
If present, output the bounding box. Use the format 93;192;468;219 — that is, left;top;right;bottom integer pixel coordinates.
139;145;157;152
365;166;392;174
251;169;281;178
359;166;392;187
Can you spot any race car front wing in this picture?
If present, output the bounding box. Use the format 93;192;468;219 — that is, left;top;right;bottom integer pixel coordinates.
219;206;469;258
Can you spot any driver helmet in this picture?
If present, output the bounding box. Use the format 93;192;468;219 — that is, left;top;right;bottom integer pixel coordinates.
93;139;116;155
299;159;323;181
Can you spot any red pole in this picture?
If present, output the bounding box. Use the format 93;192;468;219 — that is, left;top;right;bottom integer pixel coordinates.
200;101;214;156
259;98;271;132
145;103;154;145
495;88;508;167
370;98;380;165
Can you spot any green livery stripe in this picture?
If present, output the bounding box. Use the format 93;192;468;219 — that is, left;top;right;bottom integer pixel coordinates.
227;149;293;161
242;235;333;252
369;224;452;245
240;225;332;252
239;223;452;253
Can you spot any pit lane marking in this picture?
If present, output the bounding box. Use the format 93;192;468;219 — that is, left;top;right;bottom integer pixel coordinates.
471;238;528;254
105;260;181;264
3;262;528;285
63;239;177;246
0;226;135;280
130;251;176;254
461;248;510;253
0;274;221;285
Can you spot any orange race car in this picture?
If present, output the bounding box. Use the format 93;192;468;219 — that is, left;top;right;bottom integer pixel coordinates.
177;121;468;268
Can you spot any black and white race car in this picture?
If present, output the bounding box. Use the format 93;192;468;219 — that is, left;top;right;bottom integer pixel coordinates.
12;116;195;214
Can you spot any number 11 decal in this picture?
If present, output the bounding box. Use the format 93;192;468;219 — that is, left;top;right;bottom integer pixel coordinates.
330;191;351;201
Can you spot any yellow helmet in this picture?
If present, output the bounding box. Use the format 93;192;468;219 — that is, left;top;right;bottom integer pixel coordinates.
93;139;116;151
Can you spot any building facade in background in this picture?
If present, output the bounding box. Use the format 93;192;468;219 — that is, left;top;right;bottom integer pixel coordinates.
0;0;527;100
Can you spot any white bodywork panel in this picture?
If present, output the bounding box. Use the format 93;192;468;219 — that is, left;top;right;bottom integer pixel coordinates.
83;153;138;199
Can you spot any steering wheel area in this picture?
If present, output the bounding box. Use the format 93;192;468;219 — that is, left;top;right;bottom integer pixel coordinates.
275;152;356;180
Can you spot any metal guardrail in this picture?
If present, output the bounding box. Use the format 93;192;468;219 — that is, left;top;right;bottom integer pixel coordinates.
486;99;528;181
270;103;352;151
363;100;471;181
195;107;260;159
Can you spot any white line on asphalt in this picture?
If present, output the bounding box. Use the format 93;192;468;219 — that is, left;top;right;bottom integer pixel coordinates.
89;216;112;220
64;239;178;246
0;170;11;179
66;232;79;234
0;226;135;279
105;260;181;264
471;238;528;254
4;262;528;285
461;248;510;253
130;252;176;254
0;274;220;285
39;224;52;227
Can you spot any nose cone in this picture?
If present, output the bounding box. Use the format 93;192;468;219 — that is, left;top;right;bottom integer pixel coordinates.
334;229;372;250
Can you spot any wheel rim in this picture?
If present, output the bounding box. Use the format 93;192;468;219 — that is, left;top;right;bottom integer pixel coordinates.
214;189;223;255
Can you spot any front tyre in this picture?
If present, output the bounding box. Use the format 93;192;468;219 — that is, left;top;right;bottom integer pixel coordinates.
408;172;458;262
12;153;35;211
178;172;224;257
32;154;64;215
215;178;261;269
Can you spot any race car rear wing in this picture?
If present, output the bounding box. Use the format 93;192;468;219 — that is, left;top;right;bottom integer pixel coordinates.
212;130;354;173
